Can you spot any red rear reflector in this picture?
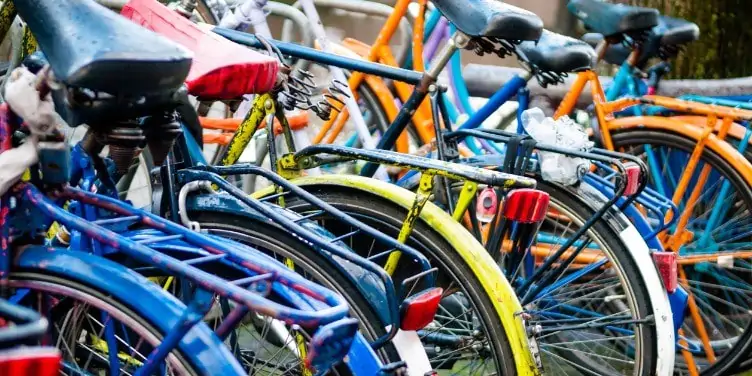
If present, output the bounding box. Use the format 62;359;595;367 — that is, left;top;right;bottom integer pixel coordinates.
476;187;498;223
623;162;641;196
502;189;550;223
652;251;678;293
0;348;60;376
400;288;443;331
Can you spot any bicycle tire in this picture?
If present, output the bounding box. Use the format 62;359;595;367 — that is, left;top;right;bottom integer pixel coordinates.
721;134;752;162
10;271;207;375
186;210;402;367
612;128;752;376
280;186;517;376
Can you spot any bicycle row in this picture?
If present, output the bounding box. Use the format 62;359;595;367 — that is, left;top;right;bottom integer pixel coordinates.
0;0;751;375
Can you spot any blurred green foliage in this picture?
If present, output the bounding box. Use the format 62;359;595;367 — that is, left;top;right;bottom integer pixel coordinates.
629;0;752;79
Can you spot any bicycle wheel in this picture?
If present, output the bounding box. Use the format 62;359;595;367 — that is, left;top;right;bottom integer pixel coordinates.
612;129;752;376
281;187;517;376
725;134;752;374
525;180;659;376
9;270;212;375
186;210;402;368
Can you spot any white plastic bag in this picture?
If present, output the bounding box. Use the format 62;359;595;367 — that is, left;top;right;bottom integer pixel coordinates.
521;108;593;185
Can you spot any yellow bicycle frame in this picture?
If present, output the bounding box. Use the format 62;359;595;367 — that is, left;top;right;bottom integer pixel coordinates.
224;93;540;375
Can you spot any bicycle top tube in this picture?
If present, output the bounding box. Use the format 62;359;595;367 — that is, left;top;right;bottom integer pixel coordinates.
213;27;423;85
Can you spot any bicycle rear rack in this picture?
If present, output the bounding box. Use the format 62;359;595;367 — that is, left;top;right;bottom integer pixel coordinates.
176;164;437;351
15;182;361;375
584;162;678;241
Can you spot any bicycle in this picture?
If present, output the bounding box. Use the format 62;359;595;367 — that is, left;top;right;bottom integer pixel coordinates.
541;1;752;374
122;0;556;374
0;0;409;374
132;1;681;375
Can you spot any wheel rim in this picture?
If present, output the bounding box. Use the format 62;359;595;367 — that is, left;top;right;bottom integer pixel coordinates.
10;277;191;376
617;133;752;374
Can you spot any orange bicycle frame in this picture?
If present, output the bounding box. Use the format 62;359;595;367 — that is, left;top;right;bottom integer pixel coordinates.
314;0;437;150
554;54;752;371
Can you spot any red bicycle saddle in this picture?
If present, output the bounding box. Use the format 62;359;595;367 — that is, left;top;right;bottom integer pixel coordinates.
121;0;278;99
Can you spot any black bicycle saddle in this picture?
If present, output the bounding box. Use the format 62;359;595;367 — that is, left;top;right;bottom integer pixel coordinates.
432;0;543;41
15;0;192;96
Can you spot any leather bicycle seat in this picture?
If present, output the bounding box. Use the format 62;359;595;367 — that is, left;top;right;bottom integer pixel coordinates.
568;0;659;38
518;30;596;73
122;0;278;99
14;0;192;96
657;16;699;46
432;0;543;41
582;15;700;67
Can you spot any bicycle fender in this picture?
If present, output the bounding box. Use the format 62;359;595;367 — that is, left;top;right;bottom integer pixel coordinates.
669;115;749;140
186;193;391;324
15;245;245;376
609;116;752;186
259;175;541;376
573;182;676;375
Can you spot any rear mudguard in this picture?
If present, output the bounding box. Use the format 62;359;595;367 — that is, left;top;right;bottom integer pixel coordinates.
256;174;542;376
669;115;751;154
185;193;390;322
608;116;752;186
15;245;245;376
584;175;689;339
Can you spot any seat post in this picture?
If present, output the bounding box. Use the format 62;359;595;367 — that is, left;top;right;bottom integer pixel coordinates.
425;31;471;80
360;31;471;177
594;39;610;65
626;48;642;67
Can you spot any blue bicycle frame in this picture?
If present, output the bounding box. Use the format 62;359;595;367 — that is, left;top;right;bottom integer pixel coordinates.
1;113;389;376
